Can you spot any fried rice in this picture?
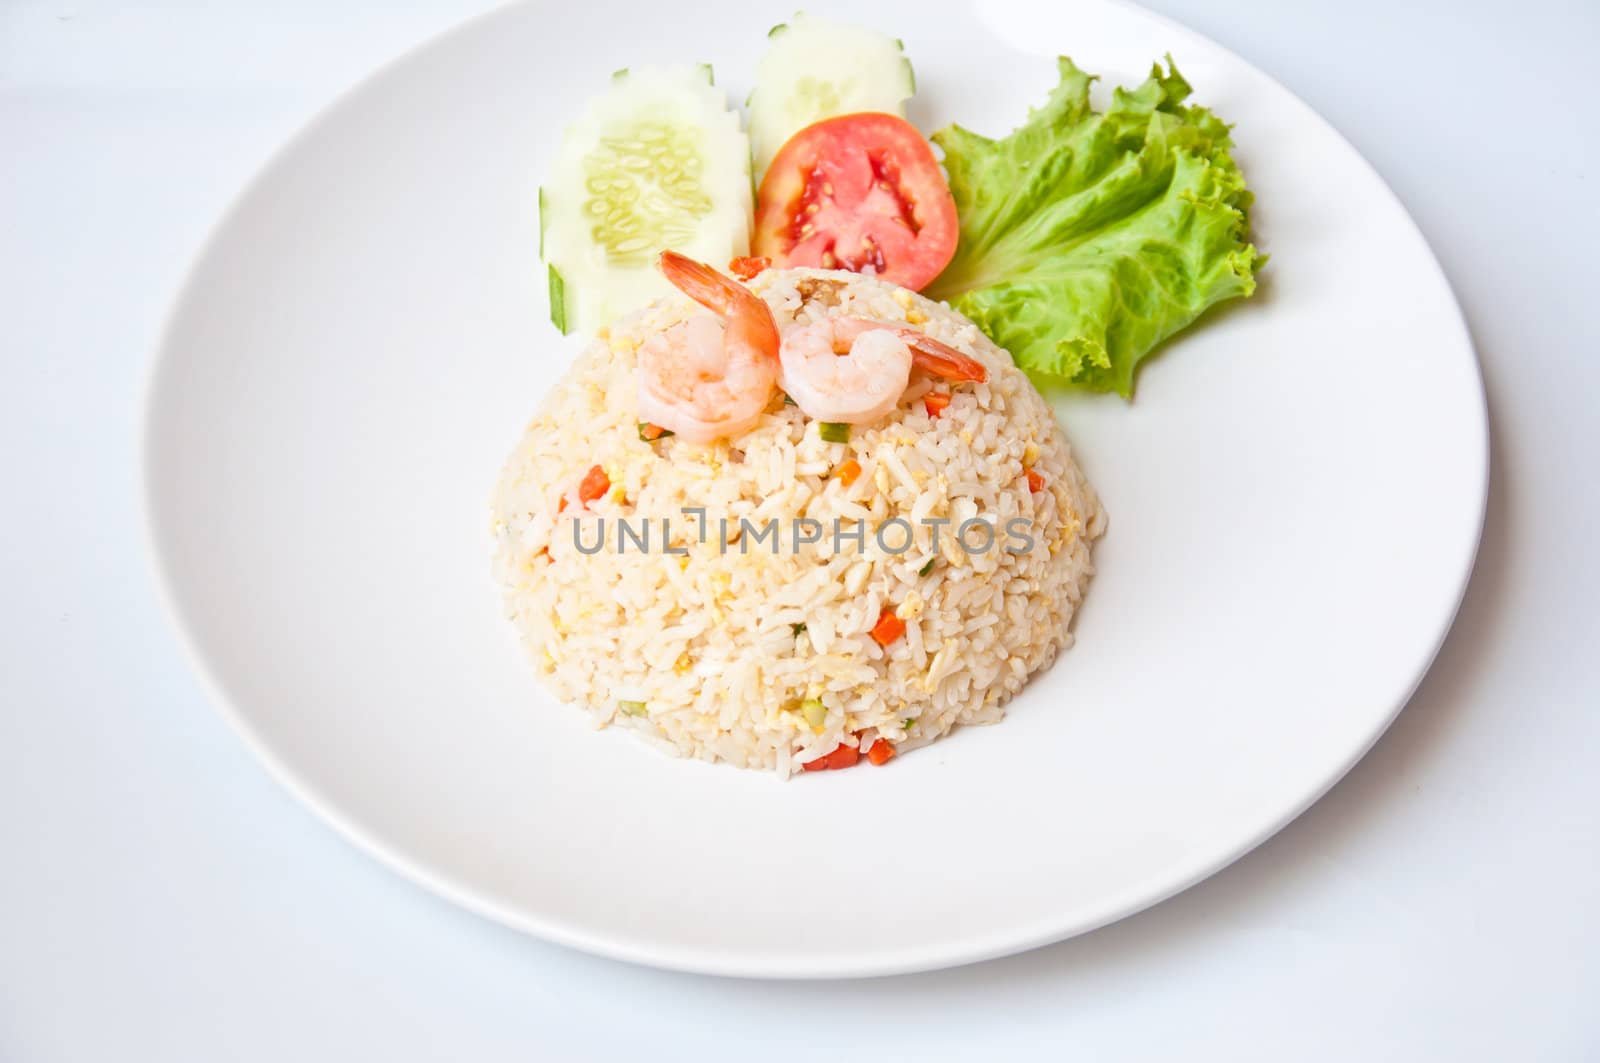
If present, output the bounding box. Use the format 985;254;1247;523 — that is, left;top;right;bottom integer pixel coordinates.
490;267;1104;775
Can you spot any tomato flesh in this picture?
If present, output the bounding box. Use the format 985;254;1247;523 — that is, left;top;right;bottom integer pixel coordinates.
754;113;958;291
787;151;918;274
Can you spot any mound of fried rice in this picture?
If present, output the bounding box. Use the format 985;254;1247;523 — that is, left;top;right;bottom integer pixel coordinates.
490;267;1104;775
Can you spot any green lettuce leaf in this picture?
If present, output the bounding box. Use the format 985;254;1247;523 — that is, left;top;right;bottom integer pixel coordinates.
926;57;1264;397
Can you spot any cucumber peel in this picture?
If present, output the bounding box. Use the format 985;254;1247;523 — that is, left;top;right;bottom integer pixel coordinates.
547;265;568;334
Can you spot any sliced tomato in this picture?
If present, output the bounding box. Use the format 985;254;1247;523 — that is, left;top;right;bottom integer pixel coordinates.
753;113;958;291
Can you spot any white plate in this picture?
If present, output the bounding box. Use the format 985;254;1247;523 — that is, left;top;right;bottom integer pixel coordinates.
142;0;1485;977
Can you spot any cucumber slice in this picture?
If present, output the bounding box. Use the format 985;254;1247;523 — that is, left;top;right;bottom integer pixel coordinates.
547;264;569;334
540;65;752;334
747;14;916;181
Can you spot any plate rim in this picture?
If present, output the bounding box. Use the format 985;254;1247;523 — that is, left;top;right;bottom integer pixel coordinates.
138;0;1489;978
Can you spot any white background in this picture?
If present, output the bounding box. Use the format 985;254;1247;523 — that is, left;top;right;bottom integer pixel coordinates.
2;0;1595;1058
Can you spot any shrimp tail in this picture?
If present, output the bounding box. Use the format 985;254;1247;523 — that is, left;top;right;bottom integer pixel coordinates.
899;330;988;383
658;250;739;313
658;250;779;362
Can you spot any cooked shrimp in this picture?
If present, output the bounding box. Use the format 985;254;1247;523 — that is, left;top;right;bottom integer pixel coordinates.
778;319;913;424
777;317;989;423
636;252;781;444
895;327;988;384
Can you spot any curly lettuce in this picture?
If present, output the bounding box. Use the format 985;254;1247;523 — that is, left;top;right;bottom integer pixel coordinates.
926;57;1263;397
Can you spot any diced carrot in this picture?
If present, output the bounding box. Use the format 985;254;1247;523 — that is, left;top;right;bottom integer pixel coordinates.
1025;468;1046;493
578;464;610;504
824;743;860;769
801;742;861;772
835;458;862;486
923;391;952;419
866;738;895;765
558;496;569;514
728;255;770;281
870;609;906;647
640;423;667;441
